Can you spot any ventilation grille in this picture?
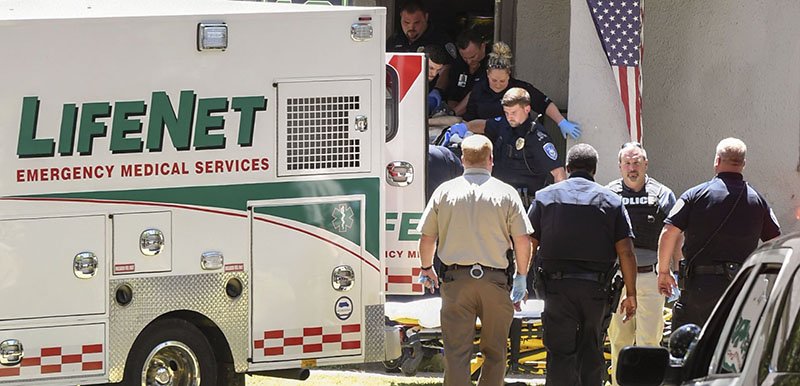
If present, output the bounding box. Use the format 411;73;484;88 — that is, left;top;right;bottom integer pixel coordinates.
285;96;361;171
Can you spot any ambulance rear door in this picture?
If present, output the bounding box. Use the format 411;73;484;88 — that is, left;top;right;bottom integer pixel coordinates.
384;53;427;296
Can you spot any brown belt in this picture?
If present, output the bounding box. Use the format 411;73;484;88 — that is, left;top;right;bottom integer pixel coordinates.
637;264;655;273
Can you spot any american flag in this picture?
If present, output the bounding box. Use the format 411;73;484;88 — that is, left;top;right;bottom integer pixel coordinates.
587;0;643;142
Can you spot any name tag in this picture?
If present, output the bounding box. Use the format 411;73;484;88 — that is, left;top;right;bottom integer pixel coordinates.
458;73;468;87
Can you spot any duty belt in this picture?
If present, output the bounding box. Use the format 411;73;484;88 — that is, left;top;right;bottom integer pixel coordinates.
546;271;607;283
692;262;741;276
447;264;506;279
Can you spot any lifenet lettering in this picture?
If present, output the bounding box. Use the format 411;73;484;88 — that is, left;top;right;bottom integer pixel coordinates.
16;91;268;158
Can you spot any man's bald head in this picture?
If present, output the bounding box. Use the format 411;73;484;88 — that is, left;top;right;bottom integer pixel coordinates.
714;137;746;172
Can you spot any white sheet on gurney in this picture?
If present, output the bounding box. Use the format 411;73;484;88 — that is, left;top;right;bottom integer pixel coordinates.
385;297;544;329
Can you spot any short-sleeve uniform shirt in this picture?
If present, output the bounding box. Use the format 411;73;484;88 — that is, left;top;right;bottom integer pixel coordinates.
418;168;533;269
445;54;488;103
606;176;676;266
484;117;562;193
528;172;634;273
665;172;780;264
386;25;451;54
463;78;552;121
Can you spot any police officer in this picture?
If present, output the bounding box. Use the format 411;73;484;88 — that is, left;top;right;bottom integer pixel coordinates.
463;41;581;140
447;87;566;206
528;143;638;386
386;0;452;54
417;134;532;386
445;28;488;117
606;142;678;386
657;137;781;330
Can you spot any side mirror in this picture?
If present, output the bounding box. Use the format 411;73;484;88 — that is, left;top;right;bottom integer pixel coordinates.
617;346;669;386
669;323;701;359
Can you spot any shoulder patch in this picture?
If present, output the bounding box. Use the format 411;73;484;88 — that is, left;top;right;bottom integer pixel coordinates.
494;116;503;121
667;198;685;218
543;143;558;161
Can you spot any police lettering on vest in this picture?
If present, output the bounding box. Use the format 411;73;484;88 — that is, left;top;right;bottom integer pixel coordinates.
607;177;669;251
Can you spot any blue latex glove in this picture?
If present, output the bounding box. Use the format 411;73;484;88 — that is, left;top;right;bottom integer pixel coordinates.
427;89;442;116
557;118;582;139
511;272;527;303
667;272;681;303
441;123;468;146
417;268;439;294
449;122;468;137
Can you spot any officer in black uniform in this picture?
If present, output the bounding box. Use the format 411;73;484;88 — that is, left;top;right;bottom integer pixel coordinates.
386;0;452;54
445;28;488;117
657;137;781;330
426;144;463;200
448;87;566;206
462;41;581;140
528;143;638;386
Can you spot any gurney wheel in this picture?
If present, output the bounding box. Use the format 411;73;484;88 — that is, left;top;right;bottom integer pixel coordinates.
400;338;424;376
382;358;402;373
383;333;424;376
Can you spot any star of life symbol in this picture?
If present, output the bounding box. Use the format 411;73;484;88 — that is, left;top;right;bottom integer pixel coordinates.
331;204;355;233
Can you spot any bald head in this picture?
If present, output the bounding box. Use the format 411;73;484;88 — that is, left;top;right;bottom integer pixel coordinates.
714;137;746;173
461;135;493;169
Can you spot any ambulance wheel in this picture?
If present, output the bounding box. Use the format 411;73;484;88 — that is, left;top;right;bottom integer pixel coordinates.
123;318;217;386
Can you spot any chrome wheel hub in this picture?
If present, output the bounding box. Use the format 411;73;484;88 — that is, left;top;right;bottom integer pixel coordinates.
141;341;200;386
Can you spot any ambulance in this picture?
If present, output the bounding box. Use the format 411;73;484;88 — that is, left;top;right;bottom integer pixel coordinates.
0;0;413;384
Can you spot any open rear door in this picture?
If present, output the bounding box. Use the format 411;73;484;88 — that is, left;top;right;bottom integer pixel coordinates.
384;53;427;296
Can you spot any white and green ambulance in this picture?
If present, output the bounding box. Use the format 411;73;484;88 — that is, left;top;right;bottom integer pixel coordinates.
0;0;410;384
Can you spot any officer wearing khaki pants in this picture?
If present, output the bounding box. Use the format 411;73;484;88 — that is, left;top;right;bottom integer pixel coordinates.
606;142;678;385
417;134;533;386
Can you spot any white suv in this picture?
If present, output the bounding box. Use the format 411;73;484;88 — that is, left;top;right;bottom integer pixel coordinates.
617;232;800;386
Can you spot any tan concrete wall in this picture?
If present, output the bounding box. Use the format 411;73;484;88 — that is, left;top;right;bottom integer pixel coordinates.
514;0;571;107
565;0;800;231
642;1;800;232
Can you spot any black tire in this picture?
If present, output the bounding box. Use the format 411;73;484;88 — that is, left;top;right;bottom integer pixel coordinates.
122;318;217;386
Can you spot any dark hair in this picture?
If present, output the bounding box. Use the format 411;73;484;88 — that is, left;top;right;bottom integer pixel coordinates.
456;28;485;50
566;143;598;174
424;44;449;65
399;0;427;15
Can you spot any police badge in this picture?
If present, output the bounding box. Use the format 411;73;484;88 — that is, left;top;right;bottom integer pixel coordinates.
515;137;525;150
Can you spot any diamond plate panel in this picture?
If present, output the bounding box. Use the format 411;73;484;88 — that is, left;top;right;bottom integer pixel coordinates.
364;304;385;362
108;272;249;382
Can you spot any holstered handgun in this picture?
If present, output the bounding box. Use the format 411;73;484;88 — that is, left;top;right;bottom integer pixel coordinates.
602;270;624;332
533;267;547;300
678;260;687;290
